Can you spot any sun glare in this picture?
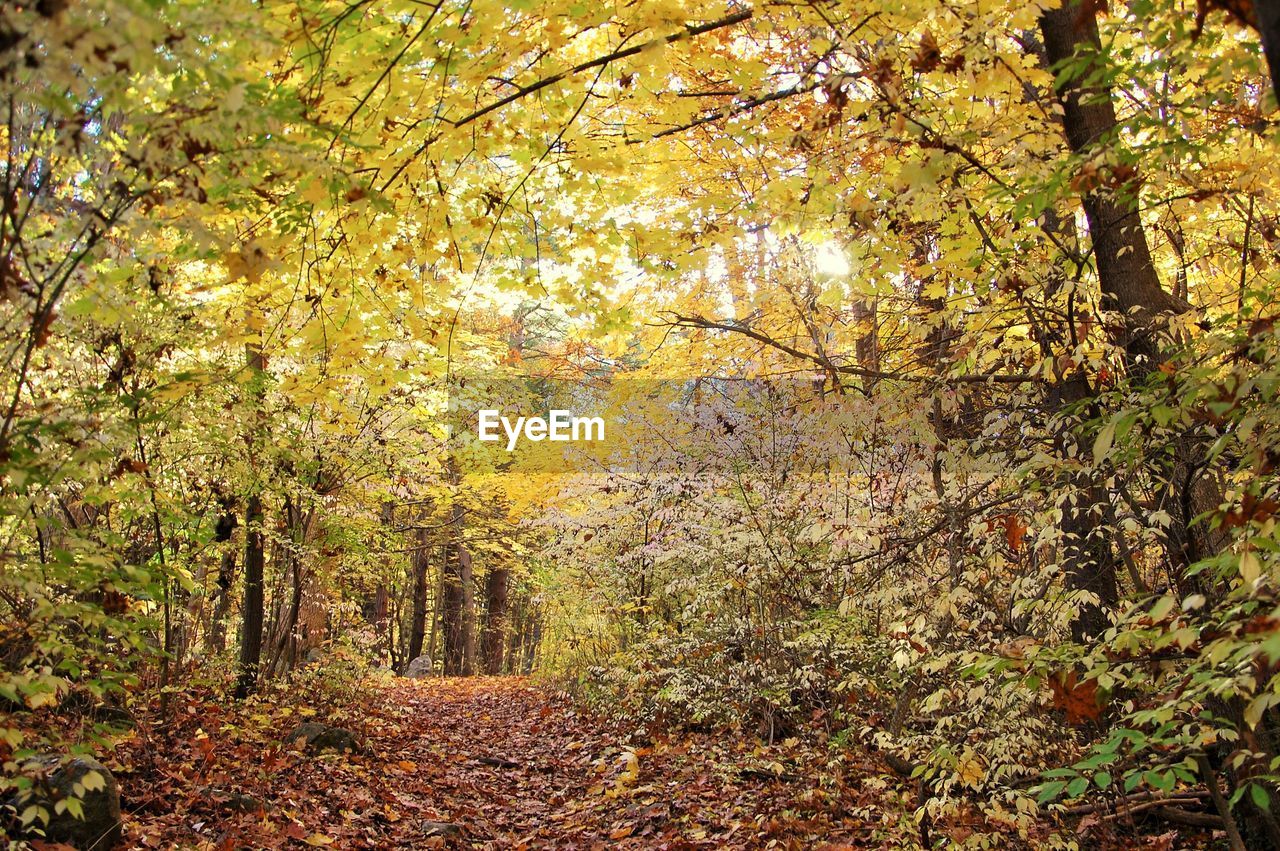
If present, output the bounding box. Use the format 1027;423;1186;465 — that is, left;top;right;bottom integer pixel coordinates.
813;242;850;276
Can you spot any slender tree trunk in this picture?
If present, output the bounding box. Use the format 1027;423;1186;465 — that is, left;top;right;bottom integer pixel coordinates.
198;491;238;653
406;525;431;665
207;547;238;653
521;609;541;675
480;564;510;674
460;545;475;675
505;608;520;675
852;295;879;389
427;549;443;670
440;499;467;675
234;492;264;699
266;499;307;678
234;341;267;699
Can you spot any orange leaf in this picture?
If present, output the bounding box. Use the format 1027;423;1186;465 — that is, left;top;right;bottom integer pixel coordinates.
1003;514;1027;552
1048;672;1102;725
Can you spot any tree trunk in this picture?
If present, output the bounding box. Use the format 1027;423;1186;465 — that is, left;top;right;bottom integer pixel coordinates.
206;547;238;654
234;341;266;699
1253;0;1280;93
1036;2;1177;630
440;500;467;675
480;564;510;674
234;492;264;699
521;609;541;675
265;498;307;678
1040;3;1269;835
200;495;239;654
461;545;475;675
406;525;431;666
1038;2;1188;358
505;594;525;675
1040;1;1226;591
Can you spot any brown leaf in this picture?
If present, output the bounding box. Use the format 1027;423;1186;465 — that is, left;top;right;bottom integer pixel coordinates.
911;30;941;73
1049;671;1102;725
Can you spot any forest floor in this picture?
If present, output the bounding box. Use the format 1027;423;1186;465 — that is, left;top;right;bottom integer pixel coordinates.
99;675;1203;849
114;675;911;849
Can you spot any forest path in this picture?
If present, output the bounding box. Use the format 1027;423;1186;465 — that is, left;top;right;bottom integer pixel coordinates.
121;676;886;849
346;676;880;849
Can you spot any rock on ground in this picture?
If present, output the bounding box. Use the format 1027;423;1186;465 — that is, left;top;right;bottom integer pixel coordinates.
12;755;122;850
403;655;433;678
285;722;361;754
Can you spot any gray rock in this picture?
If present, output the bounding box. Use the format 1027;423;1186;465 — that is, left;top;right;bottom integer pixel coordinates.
13;755;122;850
310;726;360;753
404;655;433;678
284;722;360;754
304;647;326;665
284;721;328;747
219;790;268;814
422;820;462;838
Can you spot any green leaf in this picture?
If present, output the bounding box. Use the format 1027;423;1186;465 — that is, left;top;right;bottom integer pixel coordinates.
1092;420;1116;464
1095;771;1112;789
80;770;105;793
1251;783;1271;811
1148;595;1176;621
1036;780;1067;804
1147;770;1175;792
1067;777;1089;798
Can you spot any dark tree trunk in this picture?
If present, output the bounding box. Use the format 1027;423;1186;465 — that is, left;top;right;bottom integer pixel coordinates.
427;549;443;667
406;526;431;665
234;492;264;699
505;595;525;675
480;565;510;674
206;550;238;653
266;498;307;678
1050;370;1122;641
440;500;467;675
1037;2;1181;631
234;340;267;699
1040;4;1271;838
461;546;475;675
521;611;541;675
1253;0;1280;92
1039;3;1188;356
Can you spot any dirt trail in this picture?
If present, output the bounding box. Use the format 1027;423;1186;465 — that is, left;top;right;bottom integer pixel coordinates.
349;677;880;849
120;676;884;849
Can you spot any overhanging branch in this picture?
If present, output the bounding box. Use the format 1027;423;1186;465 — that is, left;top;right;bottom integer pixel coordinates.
450;9;754;131
665;313;1037;385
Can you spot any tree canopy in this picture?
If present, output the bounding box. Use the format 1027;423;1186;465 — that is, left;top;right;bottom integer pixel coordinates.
6;0;1280;847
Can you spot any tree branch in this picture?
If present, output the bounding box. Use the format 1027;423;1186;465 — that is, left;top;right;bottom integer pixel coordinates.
449;9;754;131
665;313;1037;385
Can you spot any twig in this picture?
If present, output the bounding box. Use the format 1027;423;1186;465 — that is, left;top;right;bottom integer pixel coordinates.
1151;806;1224;828
1063;789;1207;816
1196;754;1246;851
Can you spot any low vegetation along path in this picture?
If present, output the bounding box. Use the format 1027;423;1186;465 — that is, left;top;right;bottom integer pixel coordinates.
124;677;886;849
